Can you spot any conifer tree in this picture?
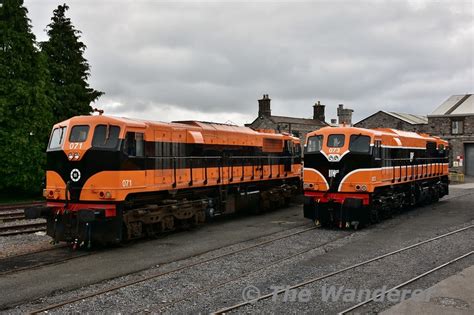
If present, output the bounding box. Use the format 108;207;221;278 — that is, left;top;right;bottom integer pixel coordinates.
41;4;103;123
0;0;53;194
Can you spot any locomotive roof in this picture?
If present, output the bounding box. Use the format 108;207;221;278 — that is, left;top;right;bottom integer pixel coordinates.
307;126;447;147
57;115;299;141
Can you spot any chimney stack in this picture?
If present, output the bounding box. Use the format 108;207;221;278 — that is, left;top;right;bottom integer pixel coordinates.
258;94;271;117
337;104;354;126
313;101;325;122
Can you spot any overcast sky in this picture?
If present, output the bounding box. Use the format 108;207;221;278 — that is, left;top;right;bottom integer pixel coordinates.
26;0;473;125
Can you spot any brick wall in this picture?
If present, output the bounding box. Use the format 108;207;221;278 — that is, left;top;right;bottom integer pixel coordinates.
247;117;324;148
354;111;426;132
427;116;474;173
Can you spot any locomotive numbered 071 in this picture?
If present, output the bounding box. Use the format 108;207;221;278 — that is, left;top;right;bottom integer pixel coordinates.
26;115;302;246
303;126;449;228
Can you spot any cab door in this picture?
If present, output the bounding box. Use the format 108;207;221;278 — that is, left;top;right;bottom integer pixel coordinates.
172;129;187;186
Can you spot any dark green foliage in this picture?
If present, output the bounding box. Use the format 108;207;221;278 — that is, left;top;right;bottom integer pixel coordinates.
0;1;102;194
0;0;54;193
41;4;103;123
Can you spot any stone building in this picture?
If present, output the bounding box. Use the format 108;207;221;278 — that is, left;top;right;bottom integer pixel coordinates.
354;111;428;132
245;95;328;145
427;94;474;176
337;104;354;126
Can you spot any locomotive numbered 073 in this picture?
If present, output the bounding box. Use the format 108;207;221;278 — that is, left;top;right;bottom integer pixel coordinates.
303;126;449;228
26;115;302;246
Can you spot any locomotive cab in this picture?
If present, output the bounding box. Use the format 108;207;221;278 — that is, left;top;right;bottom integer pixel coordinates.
28;116;138;245
304;128;375;194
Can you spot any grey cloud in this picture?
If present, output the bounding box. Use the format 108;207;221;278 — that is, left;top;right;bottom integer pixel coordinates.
27;0;473;124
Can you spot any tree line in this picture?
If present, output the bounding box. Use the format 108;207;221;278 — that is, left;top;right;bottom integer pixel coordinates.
0;0;102;196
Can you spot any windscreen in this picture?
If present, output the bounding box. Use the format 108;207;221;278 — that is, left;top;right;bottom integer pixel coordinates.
48;127;67;149
92;125;120;149
69;125;89;142
327;134;345;148
349;135;371;153
307;135;323;153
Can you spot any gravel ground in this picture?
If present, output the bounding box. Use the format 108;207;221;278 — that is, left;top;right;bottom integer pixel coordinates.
2;187;473;314
45;229;363;314
0;229;53;259
232;224;474;314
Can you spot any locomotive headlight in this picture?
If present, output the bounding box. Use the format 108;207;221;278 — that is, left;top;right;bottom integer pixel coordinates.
68;153;73;160
361;185;367;191
105;191;112;198
74;153;80;160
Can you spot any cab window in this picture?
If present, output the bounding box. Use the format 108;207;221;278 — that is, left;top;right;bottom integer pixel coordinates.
307;135;323;153
123;132;144;157
349;135;371;153
327;134;345;148
373;140;382;159
69;125;89;142
426;141;437;158
92;125;120;149
294;144;301;157
49;127;67;149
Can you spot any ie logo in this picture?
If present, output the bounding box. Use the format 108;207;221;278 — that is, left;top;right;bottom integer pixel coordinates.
329;169;339;178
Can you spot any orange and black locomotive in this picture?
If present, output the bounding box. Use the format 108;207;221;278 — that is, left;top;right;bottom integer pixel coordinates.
303;126;449;228
26;115;302;246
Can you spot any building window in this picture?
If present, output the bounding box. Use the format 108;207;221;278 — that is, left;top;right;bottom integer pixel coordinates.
451;120;464;135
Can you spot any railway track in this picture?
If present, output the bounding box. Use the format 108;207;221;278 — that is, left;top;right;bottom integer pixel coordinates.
0;222;46;237
0;210;26;223
0;201;44;212
337;250;474;314
28;224;319;314
0;202;47;234
0;246;89;276
0;201;45;224
2;222;314;293
211;224;474;314
154;231;356;311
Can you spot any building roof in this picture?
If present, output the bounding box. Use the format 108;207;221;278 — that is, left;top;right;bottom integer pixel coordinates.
269;115;327;126
429;94;473;116
246;114;327;128
355;110;428;126
382;111;428;125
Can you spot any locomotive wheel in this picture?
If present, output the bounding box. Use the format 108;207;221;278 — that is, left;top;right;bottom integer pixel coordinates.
369;206;380;224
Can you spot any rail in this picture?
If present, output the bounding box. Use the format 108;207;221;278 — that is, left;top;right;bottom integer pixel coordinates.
211;224;473;314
